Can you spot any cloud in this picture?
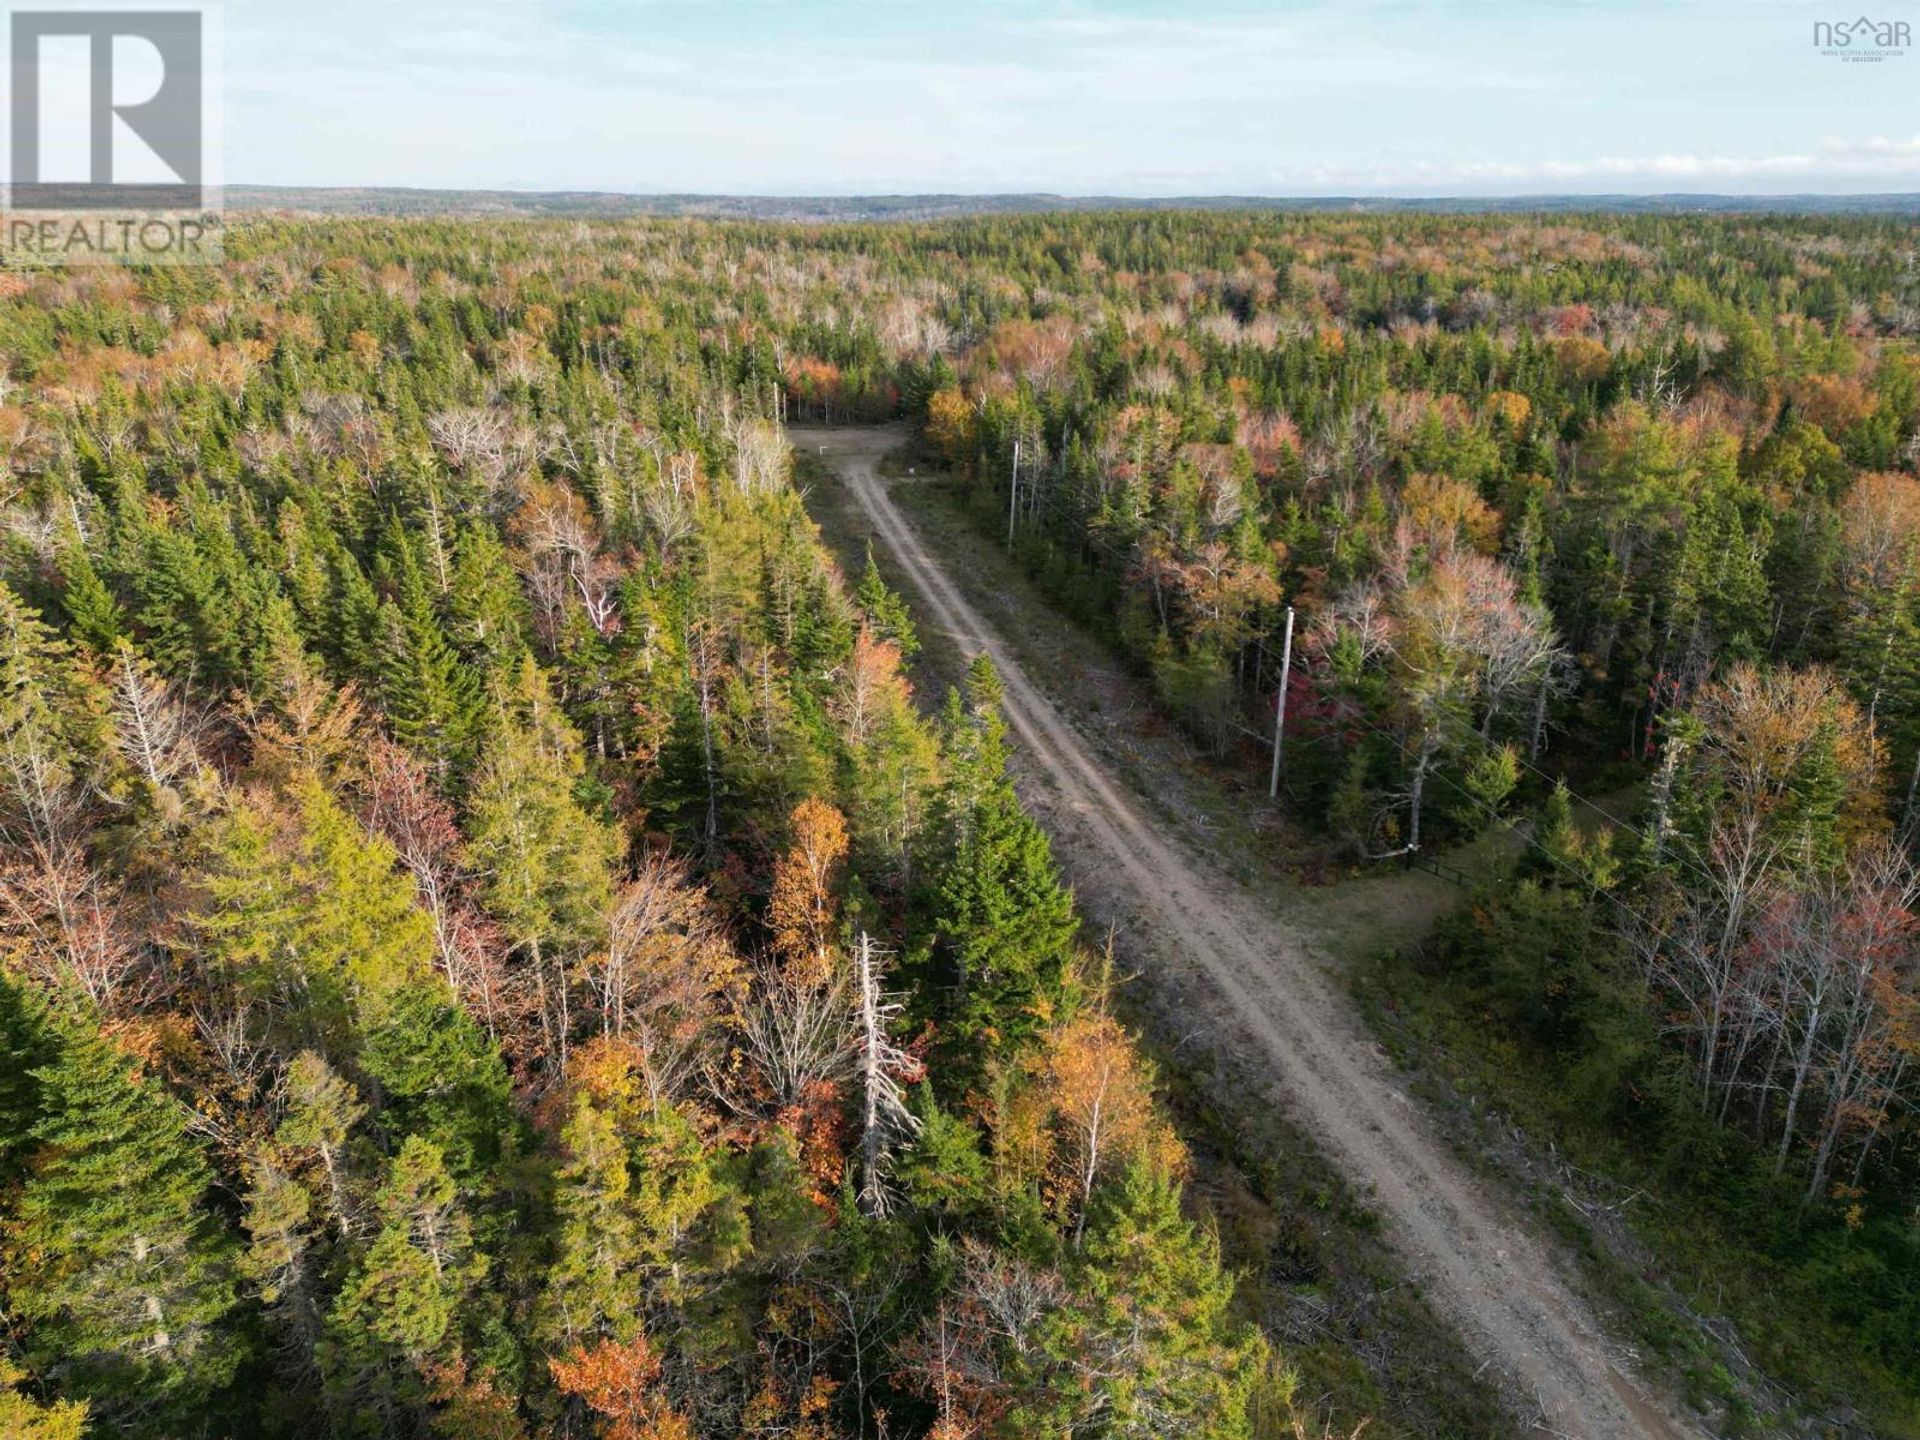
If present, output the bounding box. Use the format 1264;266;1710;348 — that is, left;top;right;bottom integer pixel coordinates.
1419;136;1920;189
217;1;1920;194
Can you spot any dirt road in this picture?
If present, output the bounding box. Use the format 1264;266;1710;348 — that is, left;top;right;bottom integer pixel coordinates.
804;425;1696;1440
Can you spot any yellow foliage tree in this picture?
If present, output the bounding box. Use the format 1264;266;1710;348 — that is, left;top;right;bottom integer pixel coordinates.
925;386;978;471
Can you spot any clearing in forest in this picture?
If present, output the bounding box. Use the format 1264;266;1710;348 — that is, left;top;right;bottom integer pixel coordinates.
806;423;1694;1440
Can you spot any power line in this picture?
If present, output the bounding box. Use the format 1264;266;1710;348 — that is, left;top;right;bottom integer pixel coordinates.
988;450;1892;966
967;435;1907;981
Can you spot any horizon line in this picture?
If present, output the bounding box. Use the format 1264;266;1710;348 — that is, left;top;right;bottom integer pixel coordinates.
223;183;1920;201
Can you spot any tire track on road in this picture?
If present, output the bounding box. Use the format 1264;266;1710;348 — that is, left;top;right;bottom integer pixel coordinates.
808;426;1695;1440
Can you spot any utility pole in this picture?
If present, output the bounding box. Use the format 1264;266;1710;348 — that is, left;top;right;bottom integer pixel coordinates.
1007;438;1021;551
1268;604;1295;799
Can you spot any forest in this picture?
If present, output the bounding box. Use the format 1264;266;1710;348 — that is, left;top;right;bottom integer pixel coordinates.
0;206;1917;1438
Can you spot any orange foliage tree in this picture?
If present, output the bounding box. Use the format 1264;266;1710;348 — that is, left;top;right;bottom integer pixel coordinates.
1001;1002;1185;1246
549;1334;692;1440
767;798;849;984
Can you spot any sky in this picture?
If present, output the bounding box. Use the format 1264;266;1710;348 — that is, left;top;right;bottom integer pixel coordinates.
209;0;1920;195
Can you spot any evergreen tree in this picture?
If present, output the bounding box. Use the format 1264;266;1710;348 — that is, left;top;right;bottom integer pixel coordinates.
2;1015;241;1433
854;541;919;662
922;661;1077;1065
55;543;126;653
1072;1159;1264;1440
1783;722;1850;876
0;970;52;1182
445;522;530;674
196;776;436;1059
466;659;620;1069
894;1084;989;1219
534;1041;736;1360
321;1137;489;1436
0;1359;88;1440
0;582;111;842
275;1049;371;1241
536;1085;643;1355
237;1150;327;1404
361;980;514;1186
373;572;484;787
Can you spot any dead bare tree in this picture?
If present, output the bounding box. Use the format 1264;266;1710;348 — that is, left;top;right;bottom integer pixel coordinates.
594;853;739;1109
513;482;622;638
0;854;151;1013
107;641;214;798
427;404;539;496
1786;842;1920;1199
731;956;856;1113
852;932;921;1217
730;416;790;496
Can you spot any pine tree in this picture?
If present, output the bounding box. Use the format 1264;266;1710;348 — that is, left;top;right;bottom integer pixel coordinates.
2;1015;241;1433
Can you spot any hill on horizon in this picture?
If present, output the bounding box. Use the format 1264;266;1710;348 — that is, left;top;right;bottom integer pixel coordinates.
220;184;1920;220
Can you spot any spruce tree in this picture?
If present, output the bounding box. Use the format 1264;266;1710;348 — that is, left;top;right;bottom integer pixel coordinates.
1073;1159;1264;1440
1783;721;1849;875
0;582;111;839
55;543;126;653
854;541;919;661
924;661;1077;1065
274;1050;371;1240
361;980;514;1185
196;776;435;1059
372;537;483;784
931;782;1078;1058
237;1150;327;1408
2;1015;241;1432
535;1087;642;1354
534;1044;734;1360
321;1137;488;1436
0;971;51;1182
466;659;620;1067
445;522;530;673
0;1359;88;1440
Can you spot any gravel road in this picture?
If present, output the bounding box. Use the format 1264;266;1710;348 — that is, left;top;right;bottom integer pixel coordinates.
807;425;1697;1440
